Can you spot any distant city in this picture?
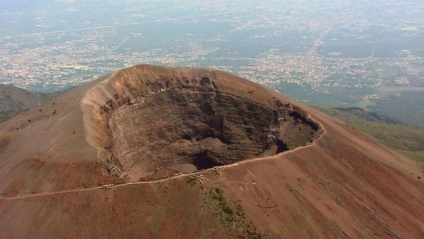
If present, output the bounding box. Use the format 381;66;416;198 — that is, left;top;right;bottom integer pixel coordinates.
1;0;423;127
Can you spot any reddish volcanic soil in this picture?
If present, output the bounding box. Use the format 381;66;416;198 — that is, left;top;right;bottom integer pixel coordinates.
0;65;423;239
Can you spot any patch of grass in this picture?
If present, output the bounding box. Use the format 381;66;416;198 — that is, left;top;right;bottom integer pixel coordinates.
208;187;262;239
186;177;198;186
212;167;222;176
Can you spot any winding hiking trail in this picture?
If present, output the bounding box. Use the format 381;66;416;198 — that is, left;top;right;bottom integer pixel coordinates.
0;120;326;201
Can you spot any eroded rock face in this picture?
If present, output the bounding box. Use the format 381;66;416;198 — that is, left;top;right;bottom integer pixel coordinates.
82;65;322;181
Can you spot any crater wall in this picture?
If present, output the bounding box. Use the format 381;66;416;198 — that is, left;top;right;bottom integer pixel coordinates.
81;65;323;181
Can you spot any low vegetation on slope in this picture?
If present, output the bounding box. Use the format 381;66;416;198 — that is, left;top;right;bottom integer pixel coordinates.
321;107;424;163
187;177;262;239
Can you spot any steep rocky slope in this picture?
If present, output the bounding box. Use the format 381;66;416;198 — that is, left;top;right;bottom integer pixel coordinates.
0;65;423;239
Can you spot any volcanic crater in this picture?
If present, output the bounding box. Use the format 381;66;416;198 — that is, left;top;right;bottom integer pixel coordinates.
82;65;322;181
